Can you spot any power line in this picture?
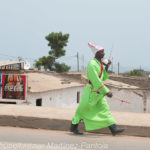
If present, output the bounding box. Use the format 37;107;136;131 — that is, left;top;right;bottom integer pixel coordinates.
0;53;18;59
0;51;84;61
0;52;36;61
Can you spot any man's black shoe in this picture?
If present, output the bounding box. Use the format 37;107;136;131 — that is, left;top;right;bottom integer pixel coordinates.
109;124;124;136
70;123;83;135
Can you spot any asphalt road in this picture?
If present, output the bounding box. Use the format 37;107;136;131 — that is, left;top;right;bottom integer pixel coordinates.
0;126;149;150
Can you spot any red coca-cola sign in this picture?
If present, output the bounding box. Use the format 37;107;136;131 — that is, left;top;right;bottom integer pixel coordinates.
1;74;27;100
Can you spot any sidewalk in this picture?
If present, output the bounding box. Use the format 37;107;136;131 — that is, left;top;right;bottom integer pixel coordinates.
0;104;150;137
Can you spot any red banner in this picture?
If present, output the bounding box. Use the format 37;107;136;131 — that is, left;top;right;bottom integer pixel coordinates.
1;74;26;100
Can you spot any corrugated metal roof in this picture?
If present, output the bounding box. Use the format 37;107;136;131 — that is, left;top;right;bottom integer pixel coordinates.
0;61;23;67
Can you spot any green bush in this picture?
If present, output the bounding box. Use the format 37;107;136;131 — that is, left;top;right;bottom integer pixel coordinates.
54;62;70;73
127;69;144;77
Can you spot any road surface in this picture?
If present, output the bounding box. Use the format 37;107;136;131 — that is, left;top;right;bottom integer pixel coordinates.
0;127;149;150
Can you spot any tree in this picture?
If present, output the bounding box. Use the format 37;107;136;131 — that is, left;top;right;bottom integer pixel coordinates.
45;32;69;58
54;62;71;73
35;56;56;71
34;59;42;70
35;32;70;72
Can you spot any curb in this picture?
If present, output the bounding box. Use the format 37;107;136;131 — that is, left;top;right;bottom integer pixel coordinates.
0;115;150;137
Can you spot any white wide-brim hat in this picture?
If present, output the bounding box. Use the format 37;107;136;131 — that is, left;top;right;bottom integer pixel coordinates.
88;42;104;55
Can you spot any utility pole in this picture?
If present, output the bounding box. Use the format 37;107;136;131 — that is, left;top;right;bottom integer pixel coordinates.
111;56;114;73
82;55;84;72
140;66;142;71
77;52;79;72
118;62;120;75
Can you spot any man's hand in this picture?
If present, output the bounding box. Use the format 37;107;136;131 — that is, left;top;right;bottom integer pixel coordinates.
107;59;112;66
106;92;113;98
105;59;112;72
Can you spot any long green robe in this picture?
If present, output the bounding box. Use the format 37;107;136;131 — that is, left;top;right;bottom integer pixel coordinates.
72;58;116;131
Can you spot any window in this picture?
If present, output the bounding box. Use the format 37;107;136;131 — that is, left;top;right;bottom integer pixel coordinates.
36;98;42;106
77;91;80;103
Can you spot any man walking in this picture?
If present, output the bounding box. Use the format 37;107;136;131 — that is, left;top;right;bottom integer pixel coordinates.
70;42;124;136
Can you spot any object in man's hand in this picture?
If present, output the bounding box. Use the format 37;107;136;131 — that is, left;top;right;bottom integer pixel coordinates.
113;95;131;104
120;99;131;104
107;59;112;65
102;58;109;65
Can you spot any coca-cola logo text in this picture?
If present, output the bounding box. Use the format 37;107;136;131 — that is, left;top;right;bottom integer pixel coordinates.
4;84;23;92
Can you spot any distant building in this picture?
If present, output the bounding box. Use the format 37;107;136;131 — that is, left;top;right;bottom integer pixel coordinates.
0;60;30;71
0;70;150;113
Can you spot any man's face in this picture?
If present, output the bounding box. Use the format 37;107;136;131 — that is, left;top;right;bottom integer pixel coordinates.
96;50;105;59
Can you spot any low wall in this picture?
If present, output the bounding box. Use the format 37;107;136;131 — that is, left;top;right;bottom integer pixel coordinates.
109;75;150;89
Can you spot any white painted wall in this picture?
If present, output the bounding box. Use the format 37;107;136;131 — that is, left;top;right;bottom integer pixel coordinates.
27;86;84;108
146;91;150;113
27;85;150;113
107;88;146;113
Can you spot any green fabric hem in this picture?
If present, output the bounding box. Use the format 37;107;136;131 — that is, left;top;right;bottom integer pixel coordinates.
85;121;116;131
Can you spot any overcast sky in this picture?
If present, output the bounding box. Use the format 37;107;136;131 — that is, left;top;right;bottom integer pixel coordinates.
0;0;150;72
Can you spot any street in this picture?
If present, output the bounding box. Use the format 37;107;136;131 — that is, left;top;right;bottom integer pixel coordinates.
0;127;149;150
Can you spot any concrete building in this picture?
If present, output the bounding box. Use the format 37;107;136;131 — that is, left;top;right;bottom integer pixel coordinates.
26;72;84;108
25;72;150;113
0;60;30;70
